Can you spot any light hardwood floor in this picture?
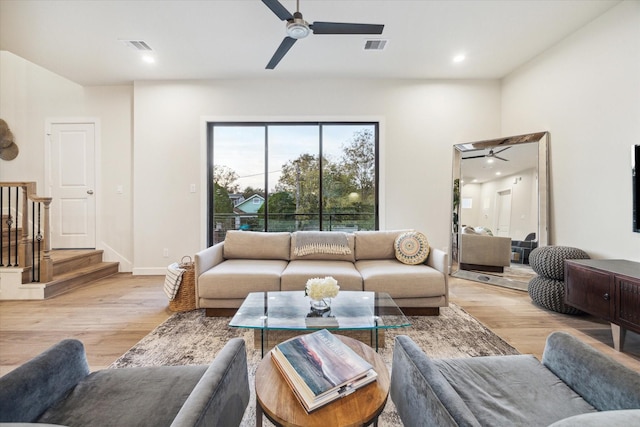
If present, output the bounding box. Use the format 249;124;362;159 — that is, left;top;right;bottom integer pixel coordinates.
1;273;638;376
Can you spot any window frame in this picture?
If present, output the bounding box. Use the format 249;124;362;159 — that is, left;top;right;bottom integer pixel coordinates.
206;121;379;246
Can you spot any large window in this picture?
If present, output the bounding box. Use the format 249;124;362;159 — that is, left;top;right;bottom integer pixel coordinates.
207;122;379;244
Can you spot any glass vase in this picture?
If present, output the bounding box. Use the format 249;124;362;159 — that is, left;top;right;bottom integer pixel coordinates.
310;298;331;313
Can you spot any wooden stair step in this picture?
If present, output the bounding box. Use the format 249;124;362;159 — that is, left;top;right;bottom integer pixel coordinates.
51;249;105;276
43;262;119;298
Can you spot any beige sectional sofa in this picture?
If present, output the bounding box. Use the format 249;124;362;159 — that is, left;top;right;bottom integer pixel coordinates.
195;230;449;316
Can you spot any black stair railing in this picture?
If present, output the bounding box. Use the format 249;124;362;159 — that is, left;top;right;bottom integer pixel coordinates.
0;182;52;283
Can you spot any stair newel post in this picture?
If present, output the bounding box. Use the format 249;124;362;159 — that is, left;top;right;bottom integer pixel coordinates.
40;197;53;283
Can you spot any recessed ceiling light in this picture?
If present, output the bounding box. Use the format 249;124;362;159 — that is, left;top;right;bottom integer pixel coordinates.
453;54;466;63
487;158;494;164
495;172;502;176
142;54;155;64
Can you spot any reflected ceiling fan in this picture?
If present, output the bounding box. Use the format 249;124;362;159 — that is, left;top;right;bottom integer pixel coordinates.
464;147;511;161
261;0;384;69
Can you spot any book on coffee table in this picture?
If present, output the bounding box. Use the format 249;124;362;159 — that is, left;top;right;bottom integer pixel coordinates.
271;329;377;412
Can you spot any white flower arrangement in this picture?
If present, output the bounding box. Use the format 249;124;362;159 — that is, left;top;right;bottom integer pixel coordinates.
305;276;340;300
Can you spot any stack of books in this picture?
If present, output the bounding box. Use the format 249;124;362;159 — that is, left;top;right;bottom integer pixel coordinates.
271;329;378;412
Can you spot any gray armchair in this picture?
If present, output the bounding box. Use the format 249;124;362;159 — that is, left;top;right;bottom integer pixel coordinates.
511;232;537;264
390;331;640;426
0;338;249;427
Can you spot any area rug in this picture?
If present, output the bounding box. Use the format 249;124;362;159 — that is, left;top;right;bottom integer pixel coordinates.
111;303;518;426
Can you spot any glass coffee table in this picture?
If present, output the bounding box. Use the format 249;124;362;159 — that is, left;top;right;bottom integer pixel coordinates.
229;291;411;356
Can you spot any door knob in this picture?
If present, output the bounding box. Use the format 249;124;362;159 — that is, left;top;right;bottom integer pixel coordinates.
87;190;94;195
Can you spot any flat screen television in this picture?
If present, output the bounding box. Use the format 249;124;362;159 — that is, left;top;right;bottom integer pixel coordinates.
634;144;639;233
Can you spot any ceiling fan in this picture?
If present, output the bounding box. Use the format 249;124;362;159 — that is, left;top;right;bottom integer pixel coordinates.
261;0;384;69
464;147;511;161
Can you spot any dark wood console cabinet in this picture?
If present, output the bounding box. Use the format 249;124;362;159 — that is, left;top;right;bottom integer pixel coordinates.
565;259;640;351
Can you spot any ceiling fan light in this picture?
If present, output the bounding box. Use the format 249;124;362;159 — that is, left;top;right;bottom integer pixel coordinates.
286;20;310;39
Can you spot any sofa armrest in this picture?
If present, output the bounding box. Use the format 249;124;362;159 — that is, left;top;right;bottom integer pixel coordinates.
0;340;90;423
194;242;225;308
546;410;640;427
390;336;480;427
542;331;640;411
171;338;249;427
195;242;225;277
427;247;448;275
427;248;449;304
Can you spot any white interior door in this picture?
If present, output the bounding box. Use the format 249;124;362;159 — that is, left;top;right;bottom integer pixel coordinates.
49;122;96;248
495;189;512;237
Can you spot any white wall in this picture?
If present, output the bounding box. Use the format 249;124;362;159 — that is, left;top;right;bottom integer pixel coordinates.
501;0;640;260
84;86;134;270
132;79;501;273
0;51;84;186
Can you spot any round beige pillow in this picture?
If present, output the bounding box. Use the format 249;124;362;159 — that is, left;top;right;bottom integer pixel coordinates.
394;231;430;265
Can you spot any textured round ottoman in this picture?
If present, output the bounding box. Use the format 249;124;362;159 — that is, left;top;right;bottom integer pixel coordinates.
529;246;590;280
528;245;590;314
528;276;583;315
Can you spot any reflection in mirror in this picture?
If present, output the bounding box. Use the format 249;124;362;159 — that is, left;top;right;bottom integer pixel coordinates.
450;132;549;291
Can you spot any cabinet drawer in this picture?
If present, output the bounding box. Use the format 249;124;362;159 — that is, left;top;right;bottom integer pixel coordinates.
565;263;613;319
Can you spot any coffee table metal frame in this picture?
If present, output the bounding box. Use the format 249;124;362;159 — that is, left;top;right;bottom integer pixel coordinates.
229;290;410;356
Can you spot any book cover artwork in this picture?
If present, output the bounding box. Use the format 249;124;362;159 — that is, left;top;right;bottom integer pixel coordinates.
276;329;373;396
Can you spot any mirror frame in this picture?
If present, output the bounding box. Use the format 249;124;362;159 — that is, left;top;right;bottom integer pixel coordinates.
450;131;550;290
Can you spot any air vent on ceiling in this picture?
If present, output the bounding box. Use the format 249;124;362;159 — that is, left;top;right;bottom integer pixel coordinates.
364;39;387;51
120;40;153;51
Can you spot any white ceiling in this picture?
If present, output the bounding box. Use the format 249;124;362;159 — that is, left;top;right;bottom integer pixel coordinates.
0;0;620;86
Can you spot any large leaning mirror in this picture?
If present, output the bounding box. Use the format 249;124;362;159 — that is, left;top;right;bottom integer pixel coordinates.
450;132;549;291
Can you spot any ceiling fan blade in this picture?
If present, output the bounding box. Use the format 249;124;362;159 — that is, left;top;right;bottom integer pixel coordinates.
494;147;512;155
463;155;487;159
494;156;509;161
266;37;297;69
262;0;294;21
310;22;384;35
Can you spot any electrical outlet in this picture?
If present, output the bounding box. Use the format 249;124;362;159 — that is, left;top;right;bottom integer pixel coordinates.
190;184;196;193
163;248;169;258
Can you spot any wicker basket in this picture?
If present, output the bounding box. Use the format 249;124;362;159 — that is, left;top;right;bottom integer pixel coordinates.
168;256;196;312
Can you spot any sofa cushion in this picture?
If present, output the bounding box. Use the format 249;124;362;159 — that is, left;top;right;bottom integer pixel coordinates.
354;230;410;260
38;365;208;427
356;259;445;298
281;260;362;291
394;231;430;265
198;259;287;299
223;230;291;260
434;355;597;426
289;232;355;262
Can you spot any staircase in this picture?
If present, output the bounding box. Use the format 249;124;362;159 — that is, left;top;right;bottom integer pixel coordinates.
0;249;119;300
43;250;119;298
1;181;119;299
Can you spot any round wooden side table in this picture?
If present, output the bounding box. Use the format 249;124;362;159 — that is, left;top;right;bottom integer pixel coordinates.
255;334;390;427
